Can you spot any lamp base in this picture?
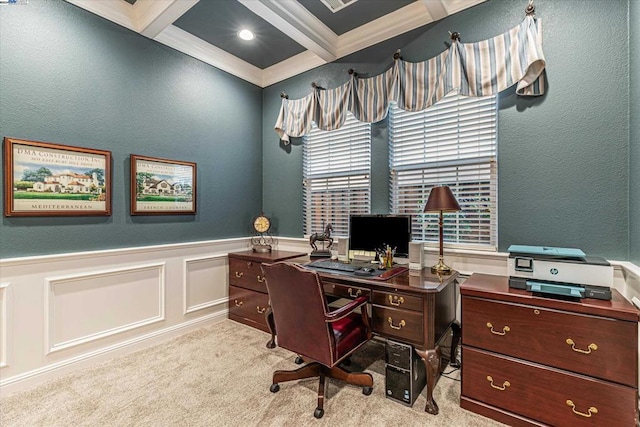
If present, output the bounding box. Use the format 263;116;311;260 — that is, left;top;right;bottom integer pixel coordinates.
430;258;453;275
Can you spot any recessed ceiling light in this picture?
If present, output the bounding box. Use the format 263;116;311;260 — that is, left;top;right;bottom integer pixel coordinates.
238;29;254;41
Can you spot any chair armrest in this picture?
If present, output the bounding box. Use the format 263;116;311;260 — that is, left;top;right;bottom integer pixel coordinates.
325;296;369;323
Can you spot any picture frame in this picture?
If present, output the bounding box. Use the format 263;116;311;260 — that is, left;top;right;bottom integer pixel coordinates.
130;154;196;215
3;137;112;217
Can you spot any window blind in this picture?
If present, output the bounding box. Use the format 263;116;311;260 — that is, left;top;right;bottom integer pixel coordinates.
303;113;371;237
389;93;497;248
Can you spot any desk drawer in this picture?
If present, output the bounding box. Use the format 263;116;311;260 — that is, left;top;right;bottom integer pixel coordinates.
228;285;270;332
461;347;638;427
372;290;422;312
462;296;638;387
229;258;267;293
324;282;370;300
372;305;423;344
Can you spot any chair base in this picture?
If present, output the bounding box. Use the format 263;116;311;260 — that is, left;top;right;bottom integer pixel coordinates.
271;362;374;418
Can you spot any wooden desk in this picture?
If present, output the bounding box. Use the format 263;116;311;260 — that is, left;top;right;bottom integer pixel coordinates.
227;250;459;415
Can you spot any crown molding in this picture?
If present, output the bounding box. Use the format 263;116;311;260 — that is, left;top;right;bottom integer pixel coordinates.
155;25;263;87
64;0;487;88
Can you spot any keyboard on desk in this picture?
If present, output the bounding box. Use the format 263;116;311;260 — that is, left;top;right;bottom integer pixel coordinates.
307;259;358;273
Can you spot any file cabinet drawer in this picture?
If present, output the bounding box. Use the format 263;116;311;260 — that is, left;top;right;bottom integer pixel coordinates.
372;305;423;344
228;285;270;333
229;258;267;293
462;296;637;387
371;290;422;312
462;347;637;427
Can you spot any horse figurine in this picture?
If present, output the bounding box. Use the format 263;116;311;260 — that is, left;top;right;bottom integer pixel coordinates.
309;223;333;253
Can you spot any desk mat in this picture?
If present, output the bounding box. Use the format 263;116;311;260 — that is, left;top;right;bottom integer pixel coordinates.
371;266;408;281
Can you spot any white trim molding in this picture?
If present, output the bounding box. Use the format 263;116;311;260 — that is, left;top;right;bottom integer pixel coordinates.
0;282;9;368
45;263;166;354
183;254;229;315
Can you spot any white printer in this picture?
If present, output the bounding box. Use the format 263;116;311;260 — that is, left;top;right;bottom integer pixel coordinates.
507;245;613;300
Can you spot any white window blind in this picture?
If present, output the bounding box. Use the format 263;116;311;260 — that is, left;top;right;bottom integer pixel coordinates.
303;113;371;237
389;93;497;248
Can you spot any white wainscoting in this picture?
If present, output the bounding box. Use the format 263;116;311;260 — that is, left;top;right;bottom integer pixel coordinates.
1;236;638;396
45;263;166;354
0;282;8;368
183;254;229;315
0;238;250;396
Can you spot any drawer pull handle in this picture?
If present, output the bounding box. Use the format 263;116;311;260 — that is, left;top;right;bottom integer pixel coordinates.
234;299;243;307
388;295;404;306
486;376;510;391
566;400;598;418
348;288;362;298
256;306;266;314
235;272;244;278
387;317;406;330
257;275;265;283
487;322;510;335
566;339;597;354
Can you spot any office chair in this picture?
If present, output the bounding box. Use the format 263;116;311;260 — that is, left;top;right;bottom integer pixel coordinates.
261;262;374;419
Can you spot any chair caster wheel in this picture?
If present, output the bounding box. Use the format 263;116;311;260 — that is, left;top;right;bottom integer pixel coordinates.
270;383;280;393
314;408;324;419
363;386;373;396
294;356;304;364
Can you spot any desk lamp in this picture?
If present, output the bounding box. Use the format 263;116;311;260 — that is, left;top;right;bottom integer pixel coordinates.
424;185;460;274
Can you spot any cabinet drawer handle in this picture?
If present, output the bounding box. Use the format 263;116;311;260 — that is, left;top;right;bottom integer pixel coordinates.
388;295;404;306
256;275;265;283
486;376;510;391
486;322;510;335
235;271;244;278
387;317;406;330
257;306;266;314
566;339;598;354
566;400;598;418
348;288;362;298
234;299;243;307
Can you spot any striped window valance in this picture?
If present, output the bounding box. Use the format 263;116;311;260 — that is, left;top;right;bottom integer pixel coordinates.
275;16;545;143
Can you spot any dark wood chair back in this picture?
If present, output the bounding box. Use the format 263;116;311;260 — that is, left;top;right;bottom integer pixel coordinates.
261;262;335;366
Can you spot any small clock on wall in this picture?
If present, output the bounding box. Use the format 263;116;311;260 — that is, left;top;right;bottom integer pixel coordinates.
251;212;274;252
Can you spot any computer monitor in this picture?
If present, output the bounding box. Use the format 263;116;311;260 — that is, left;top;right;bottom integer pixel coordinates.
348;214;412;259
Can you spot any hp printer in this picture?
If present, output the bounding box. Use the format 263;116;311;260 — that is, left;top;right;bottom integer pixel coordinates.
508;245;613;300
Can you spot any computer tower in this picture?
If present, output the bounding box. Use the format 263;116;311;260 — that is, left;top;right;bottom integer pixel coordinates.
384;340;426;406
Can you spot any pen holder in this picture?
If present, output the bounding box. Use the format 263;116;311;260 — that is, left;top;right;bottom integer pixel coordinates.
382;254;393;269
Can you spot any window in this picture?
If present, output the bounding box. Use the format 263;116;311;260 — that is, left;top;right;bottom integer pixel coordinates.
389;93;497;248
303;113;371;237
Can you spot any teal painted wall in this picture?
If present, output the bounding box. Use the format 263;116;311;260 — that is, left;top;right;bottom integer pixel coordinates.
0;0;263;258
631;0;639;265
263;0;631;261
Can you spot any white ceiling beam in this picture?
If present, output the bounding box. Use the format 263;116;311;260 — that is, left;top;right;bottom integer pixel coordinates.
134;0;200;39
262;51;326;88
336;2;435;58
155;25;263;87
237;0;338;63
65;0;138;32
420;0;448;22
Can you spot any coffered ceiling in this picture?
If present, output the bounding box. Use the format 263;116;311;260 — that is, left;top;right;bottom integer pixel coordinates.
65;0;487;88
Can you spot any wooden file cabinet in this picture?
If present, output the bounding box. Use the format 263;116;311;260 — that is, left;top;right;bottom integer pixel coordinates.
228;250;306;333
460;273;639;426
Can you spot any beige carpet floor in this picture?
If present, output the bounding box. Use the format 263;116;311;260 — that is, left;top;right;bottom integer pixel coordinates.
1;320;504;426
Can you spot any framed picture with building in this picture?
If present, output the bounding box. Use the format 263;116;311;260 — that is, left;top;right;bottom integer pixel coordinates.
3;137;112;217
130;154;196;215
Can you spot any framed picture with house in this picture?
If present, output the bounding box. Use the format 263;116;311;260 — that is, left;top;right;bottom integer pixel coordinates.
3;137;112;217
130;154;196;215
